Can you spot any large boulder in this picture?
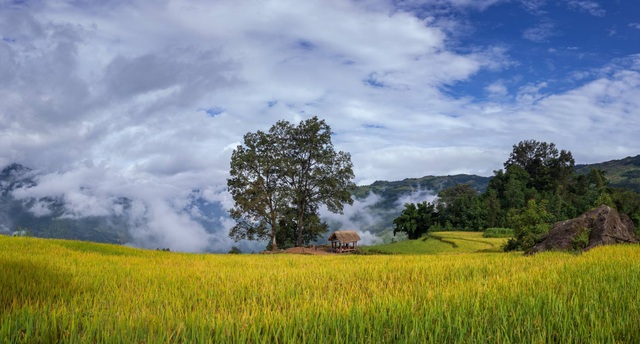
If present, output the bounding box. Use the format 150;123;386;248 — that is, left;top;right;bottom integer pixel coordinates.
527;205;639;254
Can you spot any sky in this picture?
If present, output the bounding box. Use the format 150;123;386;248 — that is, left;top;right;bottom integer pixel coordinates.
1;0;639;251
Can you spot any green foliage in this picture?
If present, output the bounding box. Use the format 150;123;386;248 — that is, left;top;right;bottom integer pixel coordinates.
13;226;32;237
393;201;435;239
505;140;575;193
505;199;554;251
569;230;590;252
228;117;355;249
392;183;487;236
276;207;328;248
574;154;640;193
227;128;286;248
483;228;514;238
387;140;640;252
228;246;242;254
437;183;485;231
278;117;355;247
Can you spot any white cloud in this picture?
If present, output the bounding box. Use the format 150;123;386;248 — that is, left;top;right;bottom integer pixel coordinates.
485;81;509;97
523;20;557;42
395;188;439;207
567;1;606;17
520;0;547;15
319;193;384;246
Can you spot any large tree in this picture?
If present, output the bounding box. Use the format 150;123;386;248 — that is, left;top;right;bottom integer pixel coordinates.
227;130;287;250
227;116;355;249
280;117;355;247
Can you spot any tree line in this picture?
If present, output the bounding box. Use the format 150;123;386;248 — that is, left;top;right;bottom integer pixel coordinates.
393;140;640;251
228;118;640;253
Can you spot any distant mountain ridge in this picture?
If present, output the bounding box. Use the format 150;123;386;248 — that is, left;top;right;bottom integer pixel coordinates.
358;154;640;201
575;155;640;193
0;163;132;243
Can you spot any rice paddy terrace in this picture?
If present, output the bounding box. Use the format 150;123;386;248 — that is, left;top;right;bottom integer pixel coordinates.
1;234;639;343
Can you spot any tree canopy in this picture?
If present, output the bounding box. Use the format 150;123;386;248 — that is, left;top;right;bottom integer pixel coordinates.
228;117;355;250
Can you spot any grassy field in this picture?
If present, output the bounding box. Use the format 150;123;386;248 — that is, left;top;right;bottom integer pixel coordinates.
360;231;508;254
2;235;640;343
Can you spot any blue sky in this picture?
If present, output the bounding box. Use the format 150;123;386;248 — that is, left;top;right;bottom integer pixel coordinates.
449;0;640;98
1;0;639;251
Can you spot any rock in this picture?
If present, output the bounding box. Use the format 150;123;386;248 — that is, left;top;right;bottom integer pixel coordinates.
527;205;639;254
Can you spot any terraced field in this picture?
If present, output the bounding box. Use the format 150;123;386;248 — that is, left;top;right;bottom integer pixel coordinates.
360;231;507;254
2;235;639;343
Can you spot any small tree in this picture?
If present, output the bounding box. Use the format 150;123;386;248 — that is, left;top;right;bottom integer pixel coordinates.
504;199;554;251
393;201;436;239
228;246;242;254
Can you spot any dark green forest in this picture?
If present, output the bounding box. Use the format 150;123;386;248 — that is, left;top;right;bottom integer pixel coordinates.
392;140;640;251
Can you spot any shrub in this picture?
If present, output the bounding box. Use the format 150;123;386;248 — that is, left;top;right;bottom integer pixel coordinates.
483;228;514;238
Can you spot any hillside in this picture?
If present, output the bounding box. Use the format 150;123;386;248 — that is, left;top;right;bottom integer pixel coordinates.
353;174;490;204
347;174;491;235
575;155;640;192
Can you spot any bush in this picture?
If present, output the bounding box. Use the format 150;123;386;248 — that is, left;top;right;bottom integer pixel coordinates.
569;230;590;252
504;200;553;251
483;228;514;238
228;246;242;254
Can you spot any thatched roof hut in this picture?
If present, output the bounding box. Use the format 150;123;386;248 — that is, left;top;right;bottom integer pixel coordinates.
328;230;360;253
328;230;361;243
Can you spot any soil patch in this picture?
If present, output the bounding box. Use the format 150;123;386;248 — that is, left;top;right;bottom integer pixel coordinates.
260;246;336;255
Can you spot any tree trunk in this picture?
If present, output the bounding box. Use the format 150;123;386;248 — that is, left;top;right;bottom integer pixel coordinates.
271;229;278;251
296;205;304;247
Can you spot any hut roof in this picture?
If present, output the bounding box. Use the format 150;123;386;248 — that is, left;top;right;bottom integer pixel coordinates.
328;230;361;243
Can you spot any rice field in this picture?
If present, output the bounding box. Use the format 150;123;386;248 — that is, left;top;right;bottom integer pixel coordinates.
360;231;507;254
1;235;639;343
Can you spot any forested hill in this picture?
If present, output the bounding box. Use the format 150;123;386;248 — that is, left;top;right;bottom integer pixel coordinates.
355;154;640;202
575;155;640;193
349;154;640;237
353;174;490;205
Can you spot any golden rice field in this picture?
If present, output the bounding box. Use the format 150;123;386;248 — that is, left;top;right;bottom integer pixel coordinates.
1;235;640;343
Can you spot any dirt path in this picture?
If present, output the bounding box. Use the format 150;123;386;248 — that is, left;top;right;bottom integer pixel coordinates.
261;246;338;255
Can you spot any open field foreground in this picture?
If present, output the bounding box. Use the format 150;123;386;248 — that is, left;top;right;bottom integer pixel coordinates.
1;236;640;343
